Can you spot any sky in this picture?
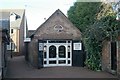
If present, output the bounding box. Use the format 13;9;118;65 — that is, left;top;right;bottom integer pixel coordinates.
0;0;76;30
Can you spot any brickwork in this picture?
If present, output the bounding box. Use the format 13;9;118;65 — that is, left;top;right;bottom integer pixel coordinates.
102;40;120;77
27;9;82;68
35;9;81;40
28;39;38;67
102;40;111;72
117;41;120;76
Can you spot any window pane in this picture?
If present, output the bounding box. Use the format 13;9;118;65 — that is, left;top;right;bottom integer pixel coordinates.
49;45;56;58
44;61;47;64
68;52;70;58
59;46;66;58
44;52;46;58
49;61;56;64
59;60;66;64
68;60;70;64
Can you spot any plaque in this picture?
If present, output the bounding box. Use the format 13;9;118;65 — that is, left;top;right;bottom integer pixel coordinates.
74;43;82;50
39;43;43;51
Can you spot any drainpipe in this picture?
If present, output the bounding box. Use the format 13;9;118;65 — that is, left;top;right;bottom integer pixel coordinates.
10;42;12;58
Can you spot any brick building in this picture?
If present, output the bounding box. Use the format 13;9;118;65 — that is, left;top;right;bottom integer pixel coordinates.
26;9;85;68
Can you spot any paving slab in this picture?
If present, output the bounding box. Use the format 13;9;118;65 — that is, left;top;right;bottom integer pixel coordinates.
4;56;119;79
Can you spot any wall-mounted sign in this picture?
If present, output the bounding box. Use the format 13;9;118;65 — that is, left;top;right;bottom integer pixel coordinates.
7;42;15;51
39;43;43;51
74;43;82;50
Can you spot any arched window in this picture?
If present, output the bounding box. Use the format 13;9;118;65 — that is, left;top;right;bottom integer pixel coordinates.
49;45;56;58
59;46;66;58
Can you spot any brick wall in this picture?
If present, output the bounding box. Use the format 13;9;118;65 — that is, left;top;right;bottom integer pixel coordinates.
102;40;111;72
28;39;38;68
102;40;120;77
117;41;120;76
35;9;81;40
19;14;25;56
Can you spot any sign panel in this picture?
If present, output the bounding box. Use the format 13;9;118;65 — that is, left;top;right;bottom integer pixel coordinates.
7;42;15;51
39;43;43;51
74;43;82;50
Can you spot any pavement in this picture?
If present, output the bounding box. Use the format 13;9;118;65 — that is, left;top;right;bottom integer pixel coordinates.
4;56;119;79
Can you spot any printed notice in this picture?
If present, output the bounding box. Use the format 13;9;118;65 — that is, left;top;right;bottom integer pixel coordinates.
74;43;82;50
39;43;43;51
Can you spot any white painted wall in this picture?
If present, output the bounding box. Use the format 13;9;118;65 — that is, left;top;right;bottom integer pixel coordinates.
10;13;16;22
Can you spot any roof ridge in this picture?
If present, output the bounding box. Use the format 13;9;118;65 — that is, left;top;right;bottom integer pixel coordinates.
34;9;66;34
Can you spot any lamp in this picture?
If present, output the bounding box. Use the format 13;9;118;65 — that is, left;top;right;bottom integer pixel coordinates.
44;46;47;52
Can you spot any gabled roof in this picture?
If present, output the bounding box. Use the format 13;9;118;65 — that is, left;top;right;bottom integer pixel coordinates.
27;30;35;38
0;9;25;29
32;9;82;40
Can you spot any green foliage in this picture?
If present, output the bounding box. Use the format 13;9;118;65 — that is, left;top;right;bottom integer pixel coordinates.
67;2;120;71
98;16;120;41
97;3;115;19
84;23;103;70
67;2;101;32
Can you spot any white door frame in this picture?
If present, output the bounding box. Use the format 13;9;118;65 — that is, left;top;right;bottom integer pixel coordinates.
43;41;72;67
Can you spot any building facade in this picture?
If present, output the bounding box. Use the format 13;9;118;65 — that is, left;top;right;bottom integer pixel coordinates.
0;9;28;56
0;12;10;79
27;9;85;68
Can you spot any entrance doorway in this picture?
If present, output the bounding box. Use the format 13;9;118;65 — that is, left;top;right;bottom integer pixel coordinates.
43;41;72;67
111;41;117;70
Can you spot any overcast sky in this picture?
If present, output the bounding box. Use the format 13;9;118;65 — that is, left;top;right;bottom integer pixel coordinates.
0;0;76;30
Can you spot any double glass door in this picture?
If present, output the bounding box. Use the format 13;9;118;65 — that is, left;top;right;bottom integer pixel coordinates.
43;43;72;67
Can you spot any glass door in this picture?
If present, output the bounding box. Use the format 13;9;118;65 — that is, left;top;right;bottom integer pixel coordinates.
58;45;67;65
48;45;57;65
48;44;67;66
43;42;72;67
